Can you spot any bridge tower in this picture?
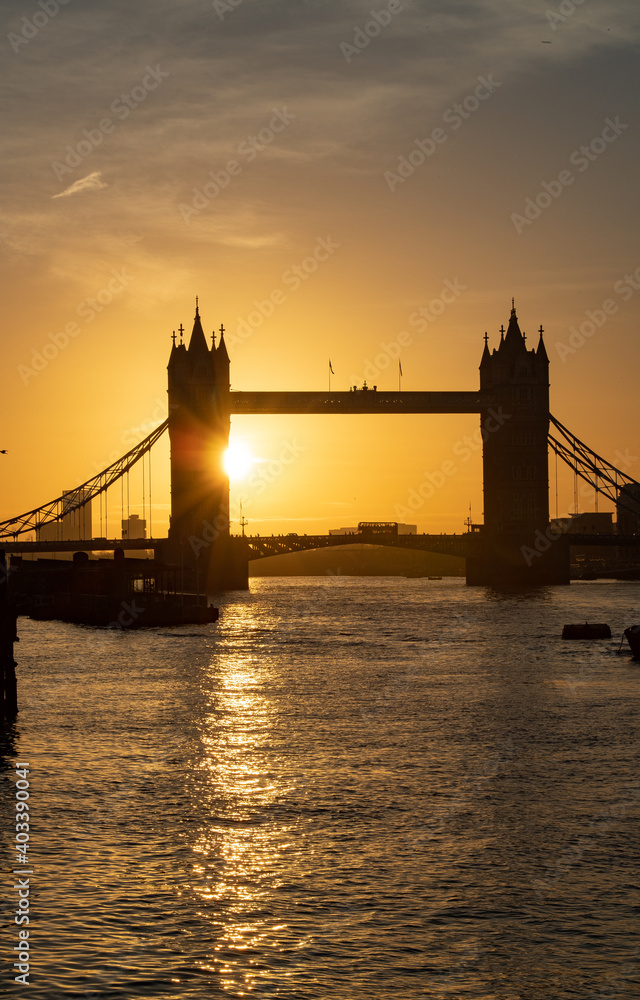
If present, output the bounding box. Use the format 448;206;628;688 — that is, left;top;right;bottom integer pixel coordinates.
467;301;569;585
166;302;247;589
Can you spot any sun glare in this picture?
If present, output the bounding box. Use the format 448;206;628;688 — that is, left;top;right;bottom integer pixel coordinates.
223;441;255;482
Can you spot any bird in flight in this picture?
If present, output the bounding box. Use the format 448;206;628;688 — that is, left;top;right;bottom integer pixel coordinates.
0;450;7;454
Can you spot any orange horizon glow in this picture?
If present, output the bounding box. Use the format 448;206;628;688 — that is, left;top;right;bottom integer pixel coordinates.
1;5;638;538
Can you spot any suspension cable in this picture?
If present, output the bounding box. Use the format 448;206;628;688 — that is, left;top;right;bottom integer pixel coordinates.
0;419;168;538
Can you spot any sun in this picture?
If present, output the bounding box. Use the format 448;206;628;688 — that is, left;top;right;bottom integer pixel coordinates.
223;441;255;482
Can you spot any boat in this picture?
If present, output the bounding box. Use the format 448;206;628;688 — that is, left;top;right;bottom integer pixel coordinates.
623;625;640;658
562;623;611;640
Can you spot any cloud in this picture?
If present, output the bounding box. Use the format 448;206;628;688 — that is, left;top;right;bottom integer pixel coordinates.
52;172;108;200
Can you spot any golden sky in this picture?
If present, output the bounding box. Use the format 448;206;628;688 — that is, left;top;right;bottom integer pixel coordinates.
2;0;640;536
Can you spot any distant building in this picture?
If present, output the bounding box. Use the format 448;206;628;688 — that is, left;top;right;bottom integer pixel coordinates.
550;512;613;535
38;488;92;542
617;484;640;535
550;511;615;574
121;514;147;539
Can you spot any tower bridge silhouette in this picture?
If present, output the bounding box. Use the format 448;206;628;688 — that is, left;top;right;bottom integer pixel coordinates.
2;300;639;587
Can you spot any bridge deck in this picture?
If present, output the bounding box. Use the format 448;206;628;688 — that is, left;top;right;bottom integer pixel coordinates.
230;391;494;414
1;538;155;554
3;533;639;558
246;533;470;558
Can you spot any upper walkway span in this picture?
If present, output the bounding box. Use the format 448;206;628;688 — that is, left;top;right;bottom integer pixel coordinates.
230;391;495;414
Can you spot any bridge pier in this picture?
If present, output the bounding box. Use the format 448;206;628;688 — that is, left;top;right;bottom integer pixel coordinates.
157;535;249;593
465;531;570;586
201;537;249;592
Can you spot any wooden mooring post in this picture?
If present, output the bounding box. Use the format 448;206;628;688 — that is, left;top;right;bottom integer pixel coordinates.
0;550;18;719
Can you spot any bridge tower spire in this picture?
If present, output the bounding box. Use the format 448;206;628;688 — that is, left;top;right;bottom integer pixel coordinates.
167;300;234;587
468;302;567;584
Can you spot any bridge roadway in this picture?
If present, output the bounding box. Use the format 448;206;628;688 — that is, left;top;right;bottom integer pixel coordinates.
242;533;640;559
245;533;470;558
229;390;495;414
4;533;640;560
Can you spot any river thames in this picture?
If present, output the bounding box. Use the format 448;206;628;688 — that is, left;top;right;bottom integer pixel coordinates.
2;577;640;998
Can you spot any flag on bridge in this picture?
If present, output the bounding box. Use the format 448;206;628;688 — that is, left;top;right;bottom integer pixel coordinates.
329;359;334;374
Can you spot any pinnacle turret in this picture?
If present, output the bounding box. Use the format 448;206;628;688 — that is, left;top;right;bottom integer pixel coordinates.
187;298;209;358
480;331;491;367
502;299;527;355
479;303;549;389
216;323;230;367
536;324;549;362
168;300;230;387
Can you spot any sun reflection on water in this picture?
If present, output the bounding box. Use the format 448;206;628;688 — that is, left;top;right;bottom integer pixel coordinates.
187;615;312;993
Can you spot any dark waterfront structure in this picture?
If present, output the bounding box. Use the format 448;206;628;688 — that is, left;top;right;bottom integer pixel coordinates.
617;483;640;535
0;552;18;719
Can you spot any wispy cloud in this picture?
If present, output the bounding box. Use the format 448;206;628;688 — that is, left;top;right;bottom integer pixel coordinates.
52;171;108;200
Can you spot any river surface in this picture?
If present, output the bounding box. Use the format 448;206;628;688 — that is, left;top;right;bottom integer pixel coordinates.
2;576;640;999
